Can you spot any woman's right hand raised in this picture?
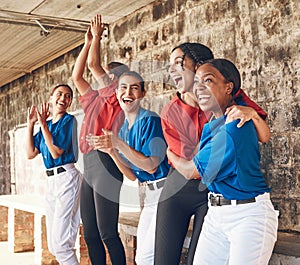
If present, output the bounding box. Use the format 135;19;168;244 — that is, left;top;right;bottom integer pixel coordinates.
90;14;105;39
36;103;50;126
85;26;93;46
27;105;38;125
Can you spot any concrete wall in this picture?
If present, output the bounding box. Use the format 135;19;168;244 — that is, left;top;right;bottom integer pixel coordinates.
0;0;299;236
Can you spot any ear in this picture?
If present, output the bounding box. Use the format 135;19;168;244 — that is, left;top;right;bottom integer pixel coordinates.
68;99;73;108
142;90;146;97
109;73;116;81
226;82;234;95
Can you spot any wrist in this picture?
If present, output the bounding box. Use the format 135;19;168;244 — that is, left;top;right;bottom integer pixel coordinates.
40;121;48;128
93;35;102;40
252;110;260;121
28;121;35;127
115;137;123;151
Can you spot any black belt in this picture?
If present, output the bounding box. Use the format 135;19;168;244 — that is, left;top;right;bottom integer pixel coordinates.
46;167;66;177
209;194;256;206
147;179;165;190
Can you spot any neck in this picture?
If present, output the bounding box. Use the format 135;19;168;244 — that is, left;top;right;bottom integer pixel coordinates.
213;96;235;118
52;111;65;123
125;107;140;129
180;92;198;108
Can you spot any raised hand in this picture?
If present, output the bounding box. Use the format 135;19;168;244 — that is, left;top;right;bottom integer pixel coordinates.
36;102;50;125
85;26;93;46
90;14;105;38
27;105;38;125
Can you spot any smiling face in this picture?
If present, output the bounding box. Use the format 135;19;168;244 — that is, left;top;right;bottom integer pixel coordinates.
168;48;196;94
193;63;233;118
116;73;145;114
50;85;72;114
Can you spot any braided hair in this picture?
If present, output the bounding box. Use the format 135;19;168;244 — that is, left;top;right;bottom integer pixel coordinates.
172;43;214;69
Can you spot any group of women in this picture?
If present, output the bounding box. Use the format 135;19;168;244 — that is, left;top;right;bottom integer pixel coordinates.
26;13;278;265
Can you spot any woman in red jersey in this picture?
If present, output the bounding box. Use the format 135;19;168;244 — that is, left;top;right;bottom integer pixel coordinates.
72;14;128;265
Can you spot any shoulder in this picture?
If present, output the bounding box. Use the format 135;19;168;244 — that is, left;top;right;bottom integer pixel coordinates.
224;119;256;141
98;79;118;96
64;113;75;121
58;113;75;127
139;108;160;122
162;93;184;110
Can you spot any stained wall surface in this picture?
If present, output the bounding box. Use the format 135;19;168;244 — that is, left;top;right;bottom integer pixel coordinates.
0;0;299;234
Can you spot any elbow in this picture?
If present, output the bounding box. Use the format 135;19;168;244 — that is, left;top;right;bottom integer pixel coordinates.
260;136;271;144
259;131;271;143
71;73;81;83
148;166;158;175
51;152;62;160
27;152;36;160
51;150;64;160
87;60;97;70
27;154;34;160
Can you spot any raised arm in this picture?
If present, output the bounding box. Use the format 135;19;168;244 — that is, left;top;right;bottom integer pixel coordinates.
225;105;271;143
26;105;40;159
88;14;112;88
71;27;92;96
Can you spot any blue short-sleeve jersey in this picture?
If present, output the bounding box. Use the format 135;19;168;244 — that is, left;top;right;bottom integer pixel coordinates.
34;113;78;169
118;108;170;182
193;116;270;200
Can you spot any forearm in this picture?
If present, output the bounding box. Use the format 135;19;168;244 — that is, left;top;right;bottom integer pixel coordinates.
88;36;111;88
116;140;159;174
252;112;270;143
40;123;64;159
110;150;137;181
175;159;199;179
72;44;91;95
26;123;38;159
167;149;200;179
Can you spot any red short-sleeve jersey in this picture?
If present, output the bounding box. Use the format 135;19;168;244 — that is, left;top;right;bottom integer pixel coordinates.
79;81;124;154
161;92;209;161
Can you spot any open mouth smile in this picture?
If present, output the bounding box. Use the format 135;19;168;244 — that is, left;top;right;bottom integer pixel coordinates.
122;97;134;104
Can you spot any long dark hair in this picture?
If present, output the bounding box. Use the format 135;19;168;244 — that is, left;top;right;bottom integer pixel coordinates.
172;43;214;66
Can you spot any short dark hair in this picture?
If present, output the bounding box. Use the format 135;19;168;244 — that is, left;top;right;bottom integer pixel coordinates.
172;43;214;65
107;62;129;78
205;58;241;95
118;71;145;92
51;84;73;98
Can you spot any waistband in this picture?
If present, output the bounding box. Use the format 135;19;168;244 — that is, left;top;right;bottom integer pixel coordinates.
209;192;270;206
141;177;166;191
46;163;75;177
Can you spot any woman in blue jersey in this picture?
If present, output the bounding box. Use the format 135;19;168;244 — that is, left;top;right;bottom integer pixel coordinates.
26;84;82;265
167;59;278;265
89;71;170;265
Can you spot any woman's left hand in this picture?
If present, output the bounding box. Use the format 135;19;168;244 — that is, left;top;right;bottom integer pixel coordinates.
225;105;255;128
36;102;50;125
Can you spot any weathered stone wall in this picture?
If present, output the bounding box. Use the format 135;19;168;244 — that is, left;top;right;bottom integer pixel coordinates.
0;0;299;236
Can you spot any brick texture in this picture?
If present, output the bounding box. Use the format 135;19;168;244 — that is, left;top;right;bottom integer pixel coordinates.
0;206;8;241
